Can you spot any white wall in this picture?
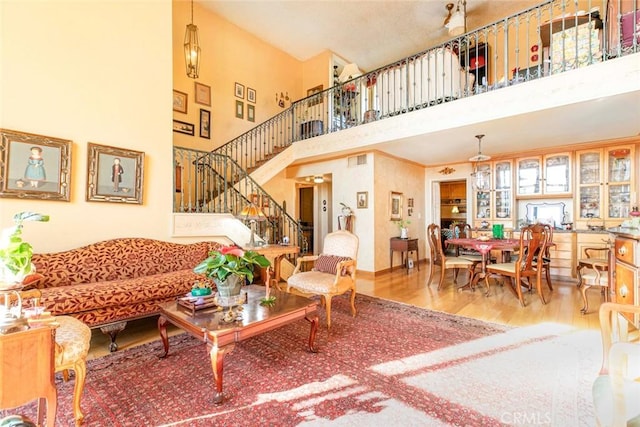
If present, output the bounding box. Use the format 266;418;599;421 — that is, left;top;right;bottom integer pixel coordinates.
0;1;176;252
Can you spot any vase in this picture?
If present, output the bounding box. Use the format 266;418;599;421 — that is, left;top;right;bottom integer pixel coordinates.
214;274;246;312
400;228;408;239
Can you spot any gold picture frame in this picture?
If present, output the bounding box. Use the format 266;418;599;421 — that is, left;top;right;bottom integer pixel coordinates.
389;191;403;220
86;143;144;204
0;128;72;201
194;82;211;106
173;90;188;113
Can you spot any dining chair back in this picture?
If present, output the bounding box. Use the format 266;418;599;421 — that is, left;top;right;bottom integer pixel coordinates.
427;223;476;290
486;223;549;306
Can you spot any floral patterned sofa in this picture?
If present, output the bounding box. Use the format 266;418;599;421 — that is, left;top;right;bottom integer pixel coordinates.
30;237;221;351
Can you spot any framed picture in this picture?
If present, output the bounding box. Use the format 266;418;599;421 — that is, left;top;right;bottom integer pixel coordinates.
86;143;144;204
199;109;211;139
173;90;188;113
235;100;244;119
234;82;245;99
390;191;403;220
250;193;259;205
0;128;72;201
261;194;269;208
247;104;255;122
173;120;194;136
306;84;323;106
357;191;368;209
247;87;256;103
194;82;211;106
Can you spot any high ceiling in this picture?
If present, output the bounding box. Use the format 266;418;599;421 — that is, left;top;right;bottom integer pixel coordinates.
200;0;541;71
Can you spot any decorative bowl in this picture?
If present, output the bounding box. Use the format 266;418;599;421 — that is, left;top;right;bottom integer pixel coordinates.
191;287;212;297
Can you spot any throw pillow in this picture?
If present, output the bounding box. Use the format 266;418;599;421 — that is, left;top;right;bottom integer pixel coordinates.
313;255;352;275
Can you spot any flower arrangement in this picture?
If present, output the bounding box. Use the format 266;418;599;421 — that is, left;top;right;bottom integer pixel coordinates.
394;219;411;229
0;212;49;287
193;245;270;284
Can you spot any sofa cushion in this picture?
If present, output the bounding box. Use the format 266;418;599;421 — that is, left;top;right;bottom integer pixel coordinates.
313;255;352;275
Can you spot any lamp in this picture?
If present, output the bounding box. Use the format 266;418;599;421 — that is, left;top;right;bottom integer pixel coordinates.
313;176;324;184
276;92;289;108
451;205;460;214
183;0;201;79
469;134;491;191
339;63;362;83
239;203;267;248
445;0;467;36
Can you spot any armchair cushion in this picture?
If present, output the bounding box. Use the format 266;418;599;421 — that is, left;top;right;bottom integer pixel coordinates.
313;255;352;275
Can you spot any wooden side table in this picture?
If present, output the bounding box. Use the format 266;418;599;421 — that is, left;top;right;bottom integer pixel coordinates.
390;237;419;273
0;325;58;427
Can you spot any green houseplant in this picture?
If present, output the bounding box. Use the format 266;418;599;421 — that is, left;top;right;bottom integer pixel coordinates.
0;212;49;288
394;219;411;239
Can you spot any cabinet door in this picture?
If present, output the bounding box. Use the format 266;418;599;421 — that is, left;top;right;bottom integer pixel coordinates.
606;146;634;219
517;157;542;196
544;153;572;194
494;160;513;219
577;149;603;219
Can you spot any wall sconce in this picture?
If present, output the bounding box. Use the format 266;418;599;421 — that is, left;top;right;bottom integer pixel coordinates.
276;92;289;108
183;0;201;79
451;205;460;214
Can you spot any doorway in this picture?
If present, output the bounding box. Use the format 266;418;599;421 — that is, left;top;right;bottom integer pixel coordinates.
299;186;314;254
439;179;468;229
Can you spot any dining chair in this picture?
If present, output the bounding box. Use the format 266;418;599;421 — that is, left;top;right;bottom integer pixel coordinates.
486;223;549;306
286;230;359;329
592;302;640;426
577;246;611;315
427;223;476;291
540;223;554;291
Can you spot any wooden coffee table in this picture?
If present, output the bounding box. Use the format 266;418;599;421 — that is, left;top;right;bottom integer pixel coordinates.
157;285;318;404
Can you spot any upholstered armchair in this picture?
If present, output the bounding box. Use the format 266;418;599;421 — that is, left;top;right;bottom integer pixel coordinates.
592;302;640;426
286;230;359;329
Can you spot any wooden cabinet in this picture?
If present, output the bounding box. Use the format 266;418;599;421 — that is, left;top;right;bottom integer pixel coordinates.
472;160;513;228
575;145;635;229
516;153;572;197
611;231;640;327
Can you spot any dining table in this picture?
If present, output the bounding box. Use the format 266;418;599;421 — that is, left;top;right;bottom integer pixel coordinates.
445;237;521;295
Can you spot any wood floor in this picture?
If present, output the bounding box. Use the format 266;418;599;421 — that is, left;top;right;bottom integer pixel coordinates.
87;263;605;360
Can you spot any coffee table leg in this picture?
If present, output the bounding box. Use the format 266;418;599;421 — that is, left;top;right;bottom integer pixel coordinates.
306;315;319;353
209;344;234;404
157;315;170;358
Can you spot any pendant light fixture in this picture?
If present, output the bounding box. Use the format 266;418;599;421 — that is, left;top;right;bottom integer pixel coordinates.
469;134;491;191
184;0;201;79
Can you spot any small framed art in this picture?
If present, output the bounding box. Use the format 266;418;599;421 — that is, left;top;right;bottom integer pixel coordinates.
307;84;323;106
389;191;403;220
173;120;194;136
86;142;144;204
235;100;244;119
247;104;255;122
199;109;210;139
357;191;368;209
0;128;72;201
234;82;245;99
247;87;256;103
194;82;211;106
173;90;188;113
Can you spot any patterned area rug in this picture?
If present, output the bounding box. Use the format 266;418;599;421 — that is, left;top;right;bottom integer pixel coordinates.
12;294;600;426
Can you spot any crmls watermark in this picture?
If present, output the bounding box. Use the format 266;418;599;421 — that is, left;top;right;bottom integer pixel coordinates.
500;412;552;425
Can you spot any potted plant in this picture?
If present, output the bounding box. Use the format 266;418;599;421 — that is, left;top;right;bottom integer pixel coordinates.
394;219;411;239
193;245;272;306
0;212;49;289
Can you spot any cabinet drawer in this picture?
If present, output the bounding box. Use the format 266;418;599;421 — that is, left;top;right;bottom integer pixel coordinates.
615;238;636;265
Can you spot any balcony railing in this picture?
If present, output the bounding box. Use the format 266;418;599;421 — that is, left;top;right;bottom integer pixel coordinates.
206;0;637;173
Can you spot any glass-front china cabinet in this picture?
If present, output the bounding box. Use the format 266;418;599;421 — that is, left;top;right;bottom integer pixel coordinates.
576;145;635;228
473;161;513;229
517;153;572;196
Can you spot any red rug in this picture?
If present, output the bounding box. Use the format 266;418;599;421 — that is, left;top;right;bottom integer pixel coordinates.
8;294;599;426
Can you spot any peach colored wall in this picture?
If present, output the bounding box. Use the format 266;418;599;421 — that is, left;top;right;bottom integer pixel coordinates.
374;153;426;272
300;50;334;103
0;0;178;253
172;0;304;151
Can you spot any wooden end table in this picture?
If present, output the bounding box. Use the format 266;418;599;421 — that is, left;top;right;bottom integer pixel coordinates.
157;285;318;404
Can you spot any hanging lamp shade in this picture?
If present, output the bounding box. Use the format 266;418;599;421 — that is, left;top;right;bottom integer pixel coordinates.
469;134;491;191
184;0;200;79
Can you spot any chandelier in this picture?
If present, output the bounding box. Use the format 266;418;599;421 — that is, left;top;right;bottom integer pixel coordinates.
444;0;467;36
184;0;201;79
469;134;491;191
